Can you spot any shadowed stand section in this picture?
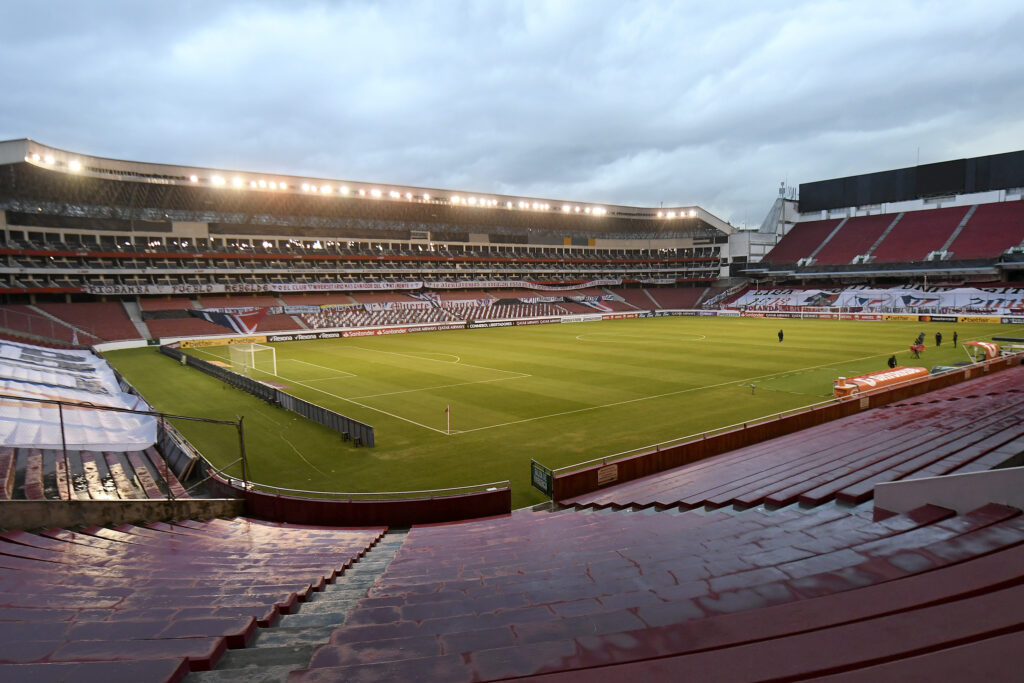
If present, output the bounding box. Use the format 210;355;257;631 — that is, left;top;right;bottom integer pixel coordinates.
0;518;383;680
286;501;1024;681
189;528;407;683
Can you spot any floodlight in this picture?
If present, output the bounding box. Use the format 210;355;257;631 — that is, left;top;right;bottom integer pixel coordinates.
689;209;697;217
424;193;430;201
452;195;460;203
405;192;412;199
44;155;55;165
68;159;82;172
340;186;348;194
468;196;476;205
389;190;400;198
31;153;40;162
189;175;199;183
212;175;226;185
302;183;310;191
258;179;267;188
667;211;675;218
249;181;258;188
371;188;382;198
279;182;287;190
322;185;332;194
657;211;663;218
269;181;278;190
311;185;319;192
232;177;243;188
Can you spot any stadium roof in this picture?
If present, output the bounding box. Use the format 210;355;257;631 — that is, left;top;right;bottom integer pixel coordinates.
0;139;734;237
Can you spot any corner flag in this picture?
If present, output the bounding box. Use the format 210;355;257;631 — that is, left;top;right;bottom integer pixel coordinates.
445;405;450;435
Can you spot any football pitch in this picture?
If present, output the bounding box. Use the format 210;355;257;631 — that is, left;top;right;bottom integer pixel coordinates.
105;316;1003;509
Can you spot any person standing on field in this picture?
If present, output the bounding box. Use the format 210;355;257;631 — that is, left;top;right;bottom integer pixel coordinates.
778;329;784;343
936;331;943;347
953;330;958;346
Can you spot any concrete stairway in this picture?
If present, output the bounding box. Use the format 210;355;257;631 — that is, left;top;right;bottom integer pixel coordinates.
186;528;408;682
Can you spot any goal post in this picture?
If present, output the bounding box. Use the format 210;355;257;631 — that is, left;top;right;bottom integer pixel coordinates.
228;342;277;376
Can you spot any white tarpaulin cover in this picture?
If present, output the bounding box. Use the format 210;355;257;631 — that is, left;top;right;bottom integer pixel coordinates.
0;341;156;450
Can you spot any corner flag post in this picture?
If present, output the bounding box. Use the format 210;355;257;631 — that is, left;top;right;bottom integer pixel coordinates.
446;404;450;435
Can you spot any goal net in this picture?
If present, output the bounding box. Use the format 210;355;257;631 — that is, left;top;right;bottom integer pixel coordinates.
228;342;277;376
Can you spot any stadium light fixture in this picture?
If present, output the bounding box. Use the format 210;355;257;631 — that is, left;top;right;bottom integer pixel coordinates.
468;196;476;205
424;193;430;201
68;159;82;172
232;177;243;188
212;175;226;186
189;175;199;183
269;181;278;190
31;153;40;162
371;188;382;198
340;186;349;195
575;206;581;212
667;211;675;218
322;185;332;194
301;183;310;191
249;181;258;188
657;211;663;218
310;184;319;193
258;179;267;188
44;155;55;165
689;209;697;217
405;192;412;200
451;195;460;204
389;190;400;199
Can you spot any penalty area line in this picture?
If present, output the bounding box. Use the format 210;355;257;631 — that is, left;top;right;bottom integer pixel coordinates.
190;347;448;435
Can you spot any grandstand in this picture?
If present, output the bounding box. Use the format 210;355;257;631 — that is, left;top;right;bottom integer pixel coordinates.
2;139;1024;680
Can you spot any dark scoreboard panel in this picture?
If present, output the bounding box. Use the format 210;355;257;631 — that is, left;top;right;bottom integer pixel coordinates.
799;150;1024;213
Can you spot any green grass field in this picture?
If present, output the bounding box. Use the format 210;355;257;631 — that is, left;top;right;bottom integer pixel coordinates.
105;316;1003;509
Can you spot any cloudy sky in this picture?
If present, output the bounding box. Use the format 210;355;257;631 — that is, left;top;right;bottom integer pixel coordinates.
3;1;1023;227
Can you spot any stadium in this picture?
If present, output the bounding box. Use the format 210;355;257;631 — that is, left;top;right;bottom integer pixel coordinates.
1;137;1023;680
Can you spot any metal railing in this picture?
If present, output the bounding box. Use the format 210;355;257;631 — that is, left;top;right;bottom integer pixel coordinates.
231;479;511;502
0;392;246;500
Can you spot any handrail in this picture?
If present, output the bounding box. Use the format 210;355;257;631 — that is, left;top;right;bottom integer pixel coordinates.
234;479;511;500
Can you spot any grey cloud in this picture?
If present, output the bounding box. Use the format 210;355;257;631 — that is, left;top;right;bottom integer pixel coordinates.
2;0;1023;226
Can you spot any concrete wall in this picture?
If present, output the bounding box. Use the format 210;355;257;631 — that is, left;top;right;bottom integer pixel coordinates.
875;467;1024;515
0;498;244;531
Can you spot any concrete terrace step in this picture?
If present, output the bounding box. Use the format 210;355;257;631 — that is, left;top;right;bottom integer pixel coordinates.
184;528;407;683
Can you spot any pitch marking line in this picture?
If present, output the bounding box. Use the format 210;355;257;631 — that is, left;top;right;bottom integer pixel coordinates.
286;358;357;378
576;333;707;343
453;350;898;435
192;350;448;436
347;345;528;378
349;375;526;400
